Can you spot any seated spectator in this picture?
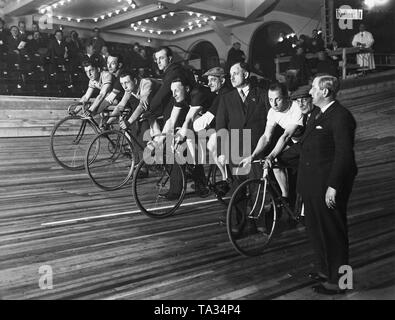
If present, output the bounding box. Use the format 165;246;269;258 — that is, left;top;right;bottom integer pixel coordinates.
0;18;8;54
18;21;28;42
316;51;338;77
47;29;69;73
7;26;27;67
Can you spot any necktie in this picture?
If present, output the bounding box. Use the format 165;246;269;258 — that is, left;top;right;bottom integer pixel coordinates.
239;90;246;103
315;110;323;121
303;113;309;127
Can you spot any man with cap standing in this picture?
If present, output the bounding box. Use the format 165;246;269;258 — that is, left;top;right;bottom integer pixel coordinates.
193;67;232;189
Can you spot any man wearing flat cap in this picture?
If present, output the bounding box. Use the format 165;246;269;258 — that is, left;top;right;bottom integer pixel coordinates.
193;67;232;186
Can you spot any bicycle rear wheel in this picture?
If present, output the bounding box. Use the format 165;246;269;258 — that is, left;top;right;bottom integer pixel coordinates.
133;161;186;218
85;130;136;191
50;115;99;170
227;178;278;256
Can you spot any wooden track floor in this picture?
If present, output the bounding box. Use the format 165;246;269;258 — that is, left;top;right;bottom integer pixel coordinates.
0;89;394;300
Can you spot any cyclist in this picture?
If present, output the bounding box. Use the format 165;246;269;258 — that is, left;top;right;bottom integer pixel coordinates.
150;77;214;199
240;82;303;204
82;53;125;120
74;59;113;115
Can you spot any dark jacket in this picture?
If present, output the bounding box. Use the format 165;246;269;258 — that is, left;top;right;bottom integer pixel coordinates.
216;86;269;163
296;101;357;197
150;62;195;116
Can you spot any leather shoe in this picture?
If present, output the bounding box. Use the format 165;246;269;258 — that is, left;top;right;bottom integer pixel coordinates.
312;283;346;295
308;272;328;282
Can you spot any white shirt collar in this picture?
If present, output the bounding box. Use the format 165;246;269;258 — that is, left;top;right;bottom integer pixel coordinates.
238;85;250;97
321;101;335;114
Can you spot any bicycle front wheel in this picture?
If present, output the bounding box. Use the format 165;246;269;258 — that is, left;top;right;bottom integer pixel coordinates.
85;130;136;191
226;178;278;256
133;161;186;218
50;116;99;170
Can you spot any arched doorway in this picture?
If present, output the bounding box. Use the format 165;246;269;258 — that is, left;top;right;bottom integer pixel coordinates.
250;22;294;80
188;41;219;73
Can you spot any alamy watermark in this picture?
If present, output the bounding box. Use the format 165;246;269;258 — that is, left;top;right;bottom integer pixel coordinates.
38;265;53;290
141;128;252;175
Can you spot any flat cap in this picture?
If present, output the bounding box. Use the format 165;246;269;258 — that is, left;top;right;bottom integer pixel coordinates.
290;85;311;100
203;67;225;77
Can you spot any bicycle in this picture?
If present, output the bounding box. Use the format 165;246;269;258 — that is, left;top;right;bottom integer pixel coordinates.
50;102;112;171
132;135;230;219
84;112;146;191
226;160;303;257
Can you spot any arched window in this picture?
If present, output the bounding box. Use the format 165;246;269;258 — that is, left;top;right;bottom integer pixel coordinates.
250;22;294;80
188;41;219;72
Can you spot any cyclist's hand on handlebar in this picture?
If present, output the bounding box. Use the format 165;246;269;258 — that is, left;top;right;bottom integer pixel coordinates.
264;157;274;169
239;156;252;168
82;109;92;118
119;119;129;130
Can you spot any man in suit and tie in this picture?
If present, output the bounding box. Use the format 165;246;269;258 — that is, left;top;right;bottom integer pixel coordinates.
216;62;269;222
297;75;357;294
47;29;68;73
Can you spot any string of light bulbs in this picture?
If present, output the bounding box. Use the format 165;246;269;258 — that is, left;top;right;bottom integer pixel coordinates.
130;11;217;35
38;0;137;23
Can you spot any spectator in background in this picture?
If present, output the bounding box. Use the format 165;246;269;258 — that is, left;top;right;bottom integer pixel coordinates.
47;29;68;72
18;21;28;41
89;27;105;53
139;47;151;69
83;43;102;69
275;32;293;57
0;18;8;54
316;51;338;77
309;29;325;53
99;45;110;70
7;26;24;55
352;23;375;71
297;34;309;53
226;42;246;71
67;30;84;72
288;45;312;86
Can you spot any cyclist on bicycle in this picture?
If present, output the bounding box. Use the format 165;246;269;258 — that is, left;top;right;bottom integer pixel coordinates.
240;82;303;204
192;67;232;194
74;59;113;115
150;77;215;199
82;53;125;121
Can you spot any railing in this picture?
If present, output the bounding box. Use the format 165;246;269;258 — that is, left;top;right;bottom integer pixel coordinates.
374;53;395;67
274;47;378;80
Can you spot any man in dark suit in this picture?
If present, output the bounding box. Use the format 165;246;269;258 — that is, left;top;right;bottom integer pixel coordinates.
47;29;68;72
216;61;269;175
298;75;357;294
216;62;269;222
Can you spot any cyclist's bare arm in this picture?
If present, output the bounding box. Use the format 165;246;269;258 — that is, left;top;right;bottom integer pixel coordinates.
177;106;201;139
239;122;275;167
88;83;112;114
155;106;182;146
80;87;94;104
267;123;299;161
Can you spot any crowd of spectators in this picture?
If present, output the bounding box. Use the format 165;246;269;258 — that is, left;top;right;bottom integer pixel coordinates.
0;20;156;97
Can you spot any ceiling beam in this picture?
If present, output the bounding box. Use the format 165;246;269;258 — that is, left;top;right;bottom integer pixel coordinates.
245;0;279;21
208;20;231;46
186;1;246;20
95;4;163;30
3;0;43;16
